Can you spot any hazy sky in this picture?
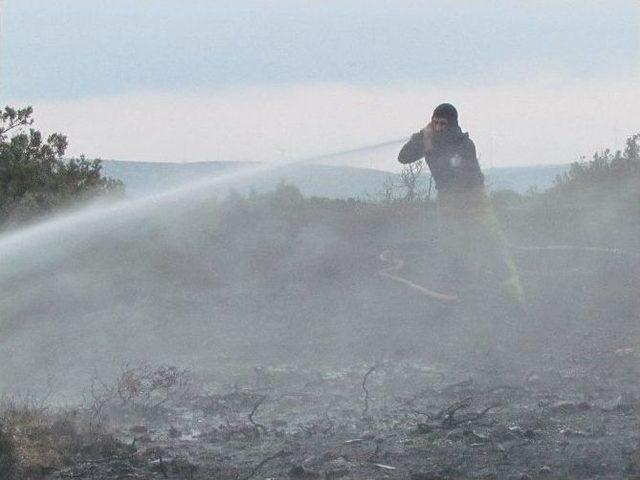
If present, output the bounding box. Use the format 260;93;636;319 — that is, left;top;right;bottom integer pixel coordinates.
1;1;639;169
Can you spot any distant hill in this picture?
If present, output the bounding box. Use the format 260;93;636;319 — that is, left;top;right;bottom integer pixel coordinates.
100;160;569;199
483;164;569;194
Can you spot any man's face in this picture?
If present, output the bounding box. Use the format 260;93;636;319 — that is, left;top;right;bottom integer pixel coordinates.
432;117;449;133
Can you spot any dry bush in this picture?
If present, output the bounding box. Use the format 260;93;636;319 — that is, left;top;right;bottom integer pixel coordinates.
0;423;18;479
0;364;198;477
196;390;264;416
150;456;198;479
86;363;199;426
0;397;130;479
0;398;62;478
116;364;196;409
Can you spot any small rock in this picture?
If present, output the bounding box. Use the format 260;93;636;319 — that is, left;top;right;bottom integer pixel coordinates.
111;460;136;474
320;451;341;462
491;425;518;441
416;423;433;434
324;467;350;479
290;465;305;477
610;394;638;411
473;466;497;478
549;400;591;415
373;463;396;470
289;465;320;479
464;430;490;442
343;438;364;444
445;430;464;441
343;438;364;445
560;428;589;437
136;434;153;444
410;472;447;480
577;401;592;411
328;458;350;470
129;425;148;434
168;426;181;439
615;347;634;357
526;374;542;387
539;465;552;475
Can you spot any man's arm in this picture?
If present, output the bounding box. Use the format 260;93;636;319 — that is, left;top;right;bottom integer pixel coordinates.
398;131;426;164
460;137;485;185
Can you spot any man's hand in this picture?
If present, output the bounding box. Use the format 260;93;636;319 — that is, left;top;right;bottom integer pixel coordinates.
423;121;434;152
423;121;434;134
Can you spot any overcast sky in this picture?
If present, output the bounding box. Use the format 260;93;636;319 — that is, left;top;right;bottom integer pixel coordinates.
1;1;639;169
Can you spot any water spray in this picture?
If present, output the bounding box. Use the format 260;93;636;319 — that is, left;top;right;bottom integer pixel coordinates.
0;137;408;261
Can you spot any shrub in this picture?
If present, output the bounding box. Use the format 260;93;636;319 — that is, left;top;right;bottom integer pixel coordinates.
0;424;18;479
1;399;132;477
85;364;199;429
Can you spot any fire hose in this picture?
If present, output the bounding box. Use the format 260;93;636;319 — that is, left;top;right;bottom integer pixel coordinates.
378;250;460;305
378;243;638;305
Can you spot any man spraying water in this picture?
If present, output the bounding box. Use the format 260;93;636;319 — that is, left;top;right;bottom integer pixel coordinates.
398;103;525;312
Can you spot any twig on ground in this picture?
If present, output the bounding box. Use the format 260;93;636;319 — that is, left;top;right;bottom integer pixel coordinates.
398;372;446;408
441;379;473;394
300;416;334;436
411;409;433;419
413;397;502;432
439;397;473;428
248;395;267;433
157;455;168;479
361;364;378;418
447;403;502;428
240;450;290;480
485;385;527;395
432;371;447;384
321;411;334;434
76;449;140;466
371;438;384;459
508;243;640;259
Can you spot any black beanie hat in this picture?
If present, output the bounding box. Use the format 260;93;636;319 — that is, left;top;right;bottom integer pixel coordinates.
432;103;458;125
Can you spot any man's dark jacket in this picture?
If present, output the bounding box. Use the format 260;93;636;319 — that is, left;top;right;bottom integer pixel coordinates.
398;126;484;192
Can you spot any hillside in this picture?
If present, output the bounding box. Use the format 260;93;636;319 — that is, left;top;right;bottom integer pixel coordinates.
101;160;569;199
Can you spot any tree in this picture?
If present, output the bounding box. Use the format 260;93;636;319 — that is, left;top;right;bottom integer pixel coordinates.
381;160;430;204
0;106;123;225
553;133;640;194
399;159;428;202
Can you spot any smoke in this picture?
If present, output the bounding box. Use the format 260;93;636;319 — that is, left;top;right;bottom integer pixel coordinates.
0;128;637;410
0;139;413;400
